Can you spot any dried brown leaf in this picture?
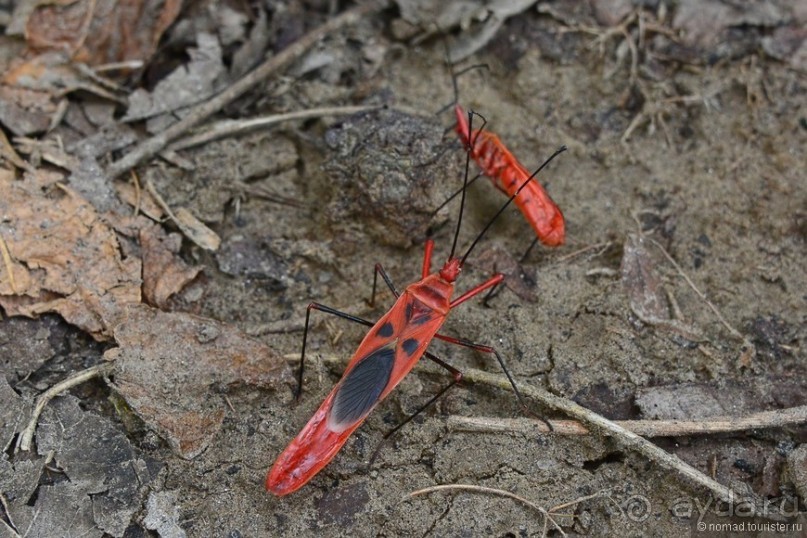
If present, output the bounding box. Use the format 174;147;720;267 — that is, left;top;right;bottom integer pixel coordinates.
114;181;165;221
108;304;292;458
23;0;181;66
173;207;221;252
139;224;202;308
0;174;141;339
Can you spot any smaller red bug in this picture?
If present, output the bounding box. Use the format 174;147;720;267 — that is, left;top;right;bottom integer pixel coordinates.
266;112;566;496
454;104;566;248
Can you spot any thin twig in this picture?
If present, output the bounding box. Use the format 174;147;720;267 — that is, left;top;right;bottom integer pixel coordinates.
16;362;114;452
459;367;768;515
246;317;307;336
228;181;305;209
556;241;612;263
409;484;566;537
145;179;179;222
107;1;389;180
646;237;749;346
131;170;142;217
168;105;383;151
145;179;221;250
447;404;807;437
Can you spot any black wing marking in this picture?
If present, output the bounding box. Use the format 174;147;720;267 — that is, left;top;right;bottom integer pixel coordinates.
330;346;396;429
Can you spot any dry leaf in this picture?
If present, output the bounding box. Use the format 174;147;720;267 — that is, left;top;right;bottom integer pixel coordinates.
621;234;668;321
23;0;181;66
0;174;141;339
173;207;221;252
139;224;202;307
108;304;292;458
0;84;53;136
31;395;161;537
124;32;226;124
0;128;29;170
620;234;701;340
473;245;538;302
114;181;165;221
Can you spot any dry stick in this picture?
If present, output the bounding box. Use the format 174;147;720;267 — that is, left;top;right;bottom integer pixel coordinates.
168;105;383;151
17;362;114;452
460;367;759;513
410;484;566;537
448;403;807;437
106;0;389;180
130;170;142;217
556;241;612;263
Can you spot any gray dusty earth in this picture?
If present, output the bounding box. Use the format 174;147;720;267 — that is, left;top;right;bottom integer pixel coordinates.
1;1;806;537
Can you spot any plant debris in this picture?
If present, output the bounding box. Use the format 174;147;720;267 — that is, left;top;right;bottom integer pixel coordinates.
620;233;701;340
0;174;141;340
472;245;538;301
107;304;292;458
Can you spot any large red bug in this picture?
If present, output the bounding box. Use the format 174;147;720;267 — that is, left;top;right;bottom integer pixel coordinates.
266;114;566;496
454;104;566;249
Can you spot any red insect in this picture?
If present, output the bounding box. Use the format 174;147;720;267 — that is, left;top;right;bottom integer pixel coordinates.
266;118;566;496
455;104;565;248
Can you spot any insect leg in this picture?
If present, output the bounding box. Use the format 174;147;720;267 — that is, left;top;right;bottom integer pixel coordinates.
368;263;400;307
430;172;483;217
449;273;505;309
368;351;463;467
432;333;552;431
520;236;541;264
296;303;375;400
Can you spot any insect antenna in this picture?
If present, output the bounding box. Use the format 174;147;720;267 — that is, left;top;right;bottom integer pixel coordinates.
459;144;568;266
435;36;490;117
447;111;476;259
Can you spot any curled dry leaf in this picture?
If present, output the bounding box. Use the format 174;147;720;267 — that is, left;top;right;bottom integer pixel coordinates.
107;304;292;459
0;174;141;340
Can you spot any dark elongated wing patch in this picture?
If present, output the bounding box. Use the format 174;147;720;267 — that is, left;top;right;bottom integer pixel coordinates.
330;346;396;430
